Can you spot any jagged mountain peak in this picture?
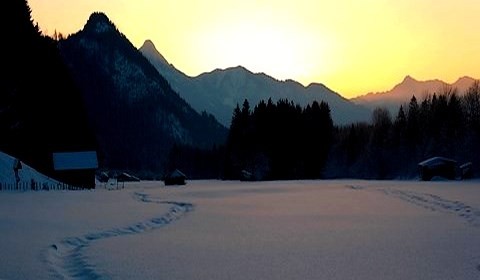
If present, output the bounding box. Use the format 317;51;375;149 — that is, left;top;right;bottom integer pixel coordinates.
454;76;476;86
307;82;328;90
84;12;117;34
456;76;475;82
306;82;347;101
402;75;417;83
141;39;156;49
140;40;169;65
209;65;251;75
228;65;250;72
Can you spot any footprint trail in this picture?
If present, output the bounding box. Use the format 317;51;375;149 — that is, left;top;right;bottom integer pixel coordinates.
44;192;193;279
382;189;480;227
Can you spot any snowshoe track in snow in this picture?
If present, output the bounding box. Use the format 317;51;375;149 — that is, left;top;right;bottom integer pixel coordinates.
382;189;480;227
44;192;193;279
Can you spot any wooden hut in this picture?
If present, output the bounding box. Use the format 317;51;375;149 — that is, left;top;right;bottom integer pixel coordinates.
117;172;140;182
52;151;98;189
460;162;473;180
240;169;255;181
164;169;187;186
418;156;456;181
96;171;109;183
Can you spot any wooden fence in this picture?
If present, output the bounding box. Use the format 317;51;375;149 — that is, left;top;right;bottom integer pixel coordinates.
0;181;86;192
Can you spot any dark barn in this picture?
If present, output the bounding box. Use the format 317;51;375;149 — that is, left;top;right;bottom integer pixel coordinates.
460;162;473;180
418;156;457;181
117;172;141;182
164;169;187;186
53;151;98;189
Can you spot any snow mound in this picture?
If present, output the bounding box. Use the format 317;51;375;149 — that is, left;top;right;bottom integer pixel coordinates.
0;151;60;186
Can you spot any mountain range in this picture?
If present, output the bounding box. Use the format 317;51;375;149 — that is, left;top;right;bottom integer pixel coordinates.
59;13;226;176
351;75;478;112
7;2;480;182
140;39;480;122
140;40;371;126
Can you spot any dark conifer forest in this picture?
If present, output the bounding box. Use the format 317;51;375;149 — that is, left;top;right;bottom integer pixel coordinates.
223;99;333;180
218;85;480;180
0;0;96;179
326;85;480;179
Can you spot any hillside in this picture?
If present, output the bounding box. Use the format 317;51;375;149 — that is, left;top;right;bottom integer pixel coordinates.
60;13;227;176
0;151;60;187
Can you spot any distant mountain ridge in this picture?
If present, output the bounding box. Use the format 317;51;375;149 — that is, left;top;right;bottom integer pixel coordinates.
60;13;226;175
352;75;478;111
140;40;371;126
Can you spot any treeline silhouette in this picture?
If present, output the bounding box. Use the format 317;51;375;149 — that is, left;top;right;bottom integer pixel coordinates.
223;99;334;180
166;99;334;180
327;84;480;179
169;83;480;181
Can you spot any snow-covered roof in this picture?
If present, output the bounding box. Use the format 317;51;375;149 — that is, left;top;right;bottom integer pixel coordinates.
169;169;186;178
418;156;456;167
53;151;98;171
117;172;140;182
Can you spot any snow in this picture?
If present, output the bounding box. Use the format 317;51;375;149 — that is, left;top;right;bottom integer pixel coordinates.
0;151;60;187
418;156;456;167
1;176;480;279
52;151;98;171
92;20;114;34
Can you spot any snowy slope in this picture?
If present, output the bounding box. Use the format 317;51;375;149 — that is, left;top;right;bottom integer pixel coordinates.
0;151;60;186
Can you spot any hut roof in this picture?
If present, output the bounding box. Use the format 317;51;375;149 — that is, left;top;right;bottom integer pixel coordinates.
169;169;186;178
53;151;98;171
117;172;140;182
418;157;456;167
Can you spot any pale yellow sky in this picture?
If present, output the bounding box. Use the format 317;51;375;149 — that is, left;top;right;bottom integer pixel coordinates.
28;0;480;98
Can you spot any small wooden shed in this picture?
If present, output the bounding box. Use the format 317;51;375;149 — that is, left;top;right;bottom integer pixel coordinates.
240;169;255;181
52;151;98;189
418;156;456;181
117;172;140;182
460;162;473;180
164;169;187;186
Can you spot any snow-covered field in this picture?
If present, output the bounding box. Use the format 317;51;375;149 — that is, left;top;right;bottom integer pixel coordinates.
1;179;480;279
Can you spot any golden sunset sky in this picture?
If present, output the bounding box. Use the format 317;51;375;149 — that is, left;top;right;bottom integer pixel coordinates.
28;0;480;98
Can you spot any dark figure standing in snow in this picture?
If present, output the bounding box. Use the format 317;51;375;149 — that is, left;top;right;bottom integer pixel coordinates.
13;159;22;189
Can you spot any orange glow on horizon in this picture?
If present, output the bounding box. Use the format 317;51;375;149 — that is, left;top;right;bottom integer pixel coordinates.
27;0;480;98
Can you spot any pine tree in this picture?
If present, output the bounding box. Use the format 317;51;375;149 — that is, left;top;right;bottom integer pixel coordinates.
464;81;480;131
406;95;420;149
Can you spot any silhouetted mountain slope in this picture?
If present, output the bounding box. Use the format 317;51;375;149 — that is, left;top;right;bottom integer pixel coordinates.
140;40;371;126
352;75;477;111
60;13;227;175
0;0;96;181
